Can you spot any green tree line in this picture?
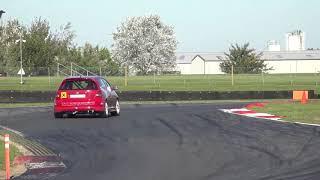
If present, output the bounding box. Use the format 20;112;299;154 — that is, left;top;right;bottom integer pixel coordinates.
0;17;121;76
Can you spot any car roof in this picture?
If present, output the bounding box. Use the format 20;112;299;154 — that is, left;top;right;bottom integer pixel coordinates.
64;76;102;81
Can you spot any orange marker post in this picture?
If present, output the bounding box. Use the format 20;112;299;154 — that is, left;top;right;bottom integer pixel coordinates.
4;134;10;180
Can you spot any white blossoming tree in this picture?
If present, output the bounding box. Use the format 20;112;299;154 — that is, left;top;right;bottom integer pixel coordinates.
112;15;178;75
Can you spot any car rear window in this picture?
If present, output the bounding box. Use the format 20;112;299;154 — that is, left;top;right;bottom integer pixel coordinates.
59;79;97;90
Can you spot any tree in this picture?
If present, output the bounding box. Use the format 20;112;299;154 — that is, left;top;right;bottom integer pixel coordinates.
98;47;121;76
51;22;76;65
0;19;26;74
112;15;178;75
80;43;120;75
0;18;76;75
66;43;121;76
23;17;52;74
0;17;120;76
219;43;272;74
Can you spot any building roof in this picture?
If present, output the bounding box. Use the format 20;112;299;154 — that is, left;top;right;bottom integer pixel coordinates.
176;50;320;64
176;52;224;63
262;51;320;60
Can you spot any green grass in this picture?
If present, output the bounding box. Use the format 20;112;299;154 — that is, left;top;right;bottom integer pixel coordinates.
0;103;52;108
251;100;320;124
1;74;320;92
0;141;20;168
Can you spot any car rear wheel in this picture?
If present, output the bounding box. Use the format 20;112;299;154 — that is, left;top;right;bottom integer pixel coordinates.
111;100;120;116
54;112;63;118
100;102;109;118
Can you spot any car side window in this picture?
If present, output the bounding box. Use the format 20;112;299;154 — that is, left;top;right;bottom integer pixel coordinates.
99;79;106;88
102;79;110;87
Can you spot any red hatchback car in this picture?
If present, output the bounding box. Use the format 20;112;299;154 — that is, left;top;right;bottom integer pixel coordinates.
54;76;120;118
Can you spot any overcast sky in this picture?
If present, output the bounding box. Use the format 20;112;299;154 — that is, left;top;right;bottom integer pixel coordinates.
2;0;319;52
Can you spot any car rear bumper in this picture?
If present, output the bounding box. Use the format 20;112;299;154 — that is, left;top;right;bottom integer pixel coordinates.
54;105;105;113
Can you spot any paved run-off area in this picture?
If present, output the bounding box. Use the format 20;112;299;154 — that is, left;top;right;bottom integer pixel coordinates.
0;104;320;180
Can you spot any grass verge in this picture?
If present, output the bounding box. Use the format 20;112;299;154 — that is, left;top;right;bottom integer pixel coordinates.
0;103;52;108
251;100;320;124
1;74;320;92
0;141;21;169
121;99;270;105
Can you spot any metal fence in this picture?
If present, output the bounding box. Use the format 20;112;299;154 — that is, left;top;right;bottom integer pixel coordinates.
0;65;320;92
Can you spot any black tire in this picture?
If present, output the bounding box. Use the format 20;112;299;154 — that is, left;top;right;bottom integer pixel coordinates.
54;112;63;118
111;100;120;116
67;114;76;118
100;102;109;118
99;112;109;118
110;111;118;116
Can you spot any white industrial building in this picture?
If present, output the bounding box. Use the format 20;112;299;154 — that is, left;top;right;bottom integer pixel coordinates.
176;51;320;74
176;30;320;74
267;40;281;51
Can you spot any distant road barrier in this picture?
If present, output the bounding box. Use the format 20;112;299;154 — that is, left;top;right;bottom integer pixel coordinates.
0;90;318;103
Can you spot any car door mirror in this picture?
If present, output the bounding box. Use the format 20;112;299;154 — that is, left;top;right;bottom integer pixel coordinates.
111;86;118;91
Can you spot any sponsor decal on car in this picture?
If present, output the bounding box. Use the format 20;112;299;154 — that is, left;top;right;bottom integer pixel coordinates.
61;92;67;99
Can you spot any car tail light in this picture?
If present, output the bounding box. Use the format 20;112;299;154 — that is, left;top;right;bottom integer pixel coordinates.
95;90;103;98
54;93;61;106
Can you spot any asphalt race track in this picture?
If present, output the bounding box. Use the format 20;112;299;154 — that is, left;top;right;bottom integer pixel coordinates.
1;103;320;180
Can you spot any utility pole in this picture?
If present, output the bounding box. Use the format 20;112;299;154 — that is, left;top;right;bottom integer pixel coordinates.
0;10;6;75
16;32;26;84
231;65;234;86
57;63;59;77
70;62;73;76
124;66;128;87
19;33;23;84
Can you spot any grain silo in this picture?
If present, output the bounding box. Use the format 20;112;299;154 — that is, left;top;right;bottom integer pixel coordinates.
286;30;305;51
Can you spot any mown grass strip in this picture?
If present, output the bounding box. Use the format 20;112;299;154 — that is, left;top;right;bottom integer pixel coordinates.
251;100;320;125
0;74;320;92
1;131;55;156
0;141;21;169
0;103;52;108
